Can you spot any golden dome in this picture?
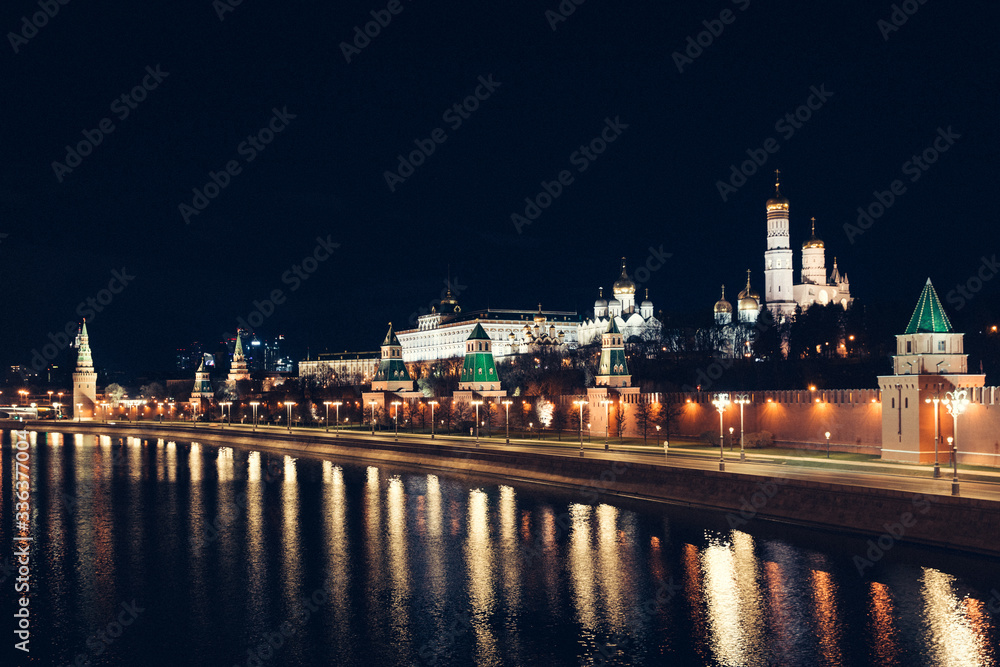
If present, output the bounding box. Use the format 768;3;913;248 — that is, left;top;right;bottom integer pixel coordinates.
765;170;789;210
612;257;636;295
714;285;733;313
737;270;759;301
802;217;824;249
739;295;759;311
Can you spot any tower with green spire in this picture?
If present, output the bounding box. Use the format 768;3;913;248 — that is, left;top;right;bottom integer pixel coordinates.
191;355;214;407
595;318;631;388
371;323;414;392
459;322;501;391
227;331;251;382
878;278;985;464
72;320;97;420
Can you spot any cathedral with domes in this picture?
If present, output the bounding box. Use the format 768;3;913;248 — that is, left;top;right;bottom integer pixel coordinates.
577;258;661;346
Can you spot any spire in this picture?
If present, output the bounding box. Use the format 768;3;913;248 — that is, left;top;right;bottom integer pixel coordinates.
905;279;953;334
599;287;603;298
721;284;726;300
75;320;94;371
382;322;401;346
774;169;781;197
811;217;816;236
234;332;245;362
196;355;205;372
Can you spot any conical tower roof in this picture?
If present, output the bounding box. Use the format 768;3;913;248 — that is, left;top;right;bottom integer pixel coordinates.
234;332;246;360
382;322;401;346
605;317;621;334
467;322;491;341
196;355;206;372
904;278;953;334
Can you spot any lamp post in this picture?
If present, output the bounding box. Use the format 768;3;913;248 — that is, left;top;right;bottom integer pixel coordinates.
600;399;612;450
943;389;969;496
391;401;401;441
250;402;260;430
284;401;296;433
728;426;734;450
333;401;342;437
825;431;831;458
574;400;585;456
712;393;730;471
734;394;749;462
48;390;53;404
77;402;83;422
471;400;483;444
655;424;661;447
925;394;942;478
502;400;512;443
369;401;377;435
324;401;333;432
429;401;438;439
220;401;232;428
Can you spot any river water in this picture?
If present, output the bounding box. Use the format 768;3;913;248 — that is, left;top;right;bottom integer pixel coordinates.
2;429;998;666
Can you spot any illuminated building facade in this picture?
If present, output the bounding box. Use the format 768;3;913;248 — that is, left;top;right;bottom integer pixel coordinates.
72;320;97;420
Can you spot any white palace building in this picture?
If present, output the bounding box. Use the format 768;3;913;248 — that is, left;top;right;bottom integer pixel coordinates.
393;258;662;363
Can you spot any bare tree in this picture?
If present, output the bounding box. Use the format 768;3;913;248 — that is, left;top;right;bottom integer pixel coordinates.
634;399;652;444
614;402;628;443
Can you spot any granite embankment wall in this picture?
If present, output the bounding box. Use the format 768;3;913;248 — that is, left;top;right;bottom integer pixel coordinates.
21;422;1000;558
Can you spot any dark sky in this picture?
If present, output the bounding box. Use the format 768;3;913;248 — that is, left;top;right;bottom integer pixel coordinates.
2;0;997;375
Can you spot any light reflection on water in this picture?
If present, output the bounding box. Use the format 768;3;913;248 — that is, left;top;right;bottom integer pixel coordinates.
3;429;998;667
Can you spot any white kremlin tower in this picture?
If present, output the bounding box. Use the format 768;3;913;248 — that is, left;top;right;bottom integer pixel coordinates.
763;171;796;321
72;320;97;420
227;332;251;382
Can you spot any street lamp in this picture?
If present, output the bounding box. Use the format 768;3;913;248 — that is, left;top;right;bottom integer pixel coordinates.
655;424;661;447
48;390;53;404
283;401;296;432
943;389;970;496
734;394;749;462
428;401;438;439
502;400;512;443
333;401;342;436
391;401;402;441
323;401;333;432
471;400;483;444
250;402;260;430
369;401;377;435
574;400;586;456
712;393;730;471
825;431;831;458
77;402;83;422
729;426;734;450
599;399;612;450
220;401;232;427
925;394;942;478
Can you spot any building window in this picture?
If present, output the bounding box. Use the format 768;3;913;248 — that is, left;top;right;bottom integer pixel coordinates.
905;397;908;408
891;398;895;409
906;341;912;353
938;341;946;352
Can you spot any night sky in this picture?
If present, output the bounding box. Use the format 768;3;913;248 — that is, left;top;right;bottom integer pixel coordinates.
2;0;997;375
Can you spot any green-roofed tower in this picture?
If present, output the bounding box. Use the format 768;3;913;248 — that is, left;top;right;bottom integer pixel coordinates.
191;355;214;406
227;331;251;382
372;323;414;392
596;317;631;387
72;320;97;420
459;322;501;391
904;278;953;334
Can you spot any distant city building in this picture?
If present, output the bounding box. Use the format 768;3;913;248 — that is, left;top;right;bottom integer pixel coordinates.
72;320;97;420
298;351;379;384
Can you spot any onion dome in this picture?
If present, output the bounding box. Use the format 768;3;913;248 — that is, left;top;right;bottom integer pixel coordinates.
608;297;622;311
714;285;733;314
766;170;789;211
594;287;608;310
533;303;546;323
802;217;824;249
737;269;759;301
612;257;636;295
641;288;653;309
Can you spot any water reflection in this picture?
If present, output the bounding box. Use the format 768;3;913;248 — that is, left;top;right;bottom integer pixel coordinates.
5;430;998;667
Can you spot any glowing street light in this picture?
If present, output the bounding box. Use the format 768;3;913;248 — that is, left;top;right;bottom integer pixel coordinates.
943;389;970;496
733;394;749;462
369;401;377;435
48;390;53;404
825;431;831;458
282;401;296;432
391;401;402;441
574;400;586;456
501;400;512;443
712;393;730;471
471;400;483;444
220;401;232;427
428;401;438;439
323;401;333;432
925;394;942;478
250;402;260;430
333;401;342;436
599;399;612;450
77;402;83;422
